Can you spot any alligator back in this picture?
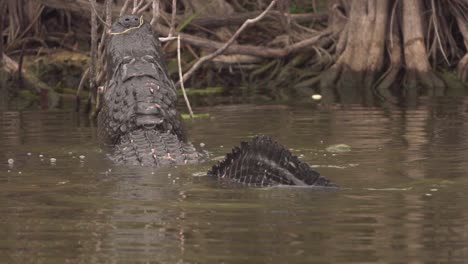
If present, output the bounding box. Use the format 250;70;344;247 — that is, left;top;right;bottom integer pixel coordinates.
209;136;336;187
112;129;199;166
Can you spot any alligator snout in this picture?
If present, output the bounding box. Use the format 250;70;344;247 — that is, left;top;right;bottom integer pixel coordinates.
118;15;141;28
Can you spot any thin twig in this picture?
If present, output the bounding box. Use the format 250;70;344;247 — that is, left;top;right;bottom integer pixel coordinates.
431;0;450;66
0;1;4;70
132;0;138;14
120;0;131;16
177;36;194;118
137;1;152;14
159;36;178;42
89;0;98;110
18;5;45;40
106;0;112;26
76;67;90;101
178;0;278;85
132;0;146;14
89;0;111;28
169;0;177;37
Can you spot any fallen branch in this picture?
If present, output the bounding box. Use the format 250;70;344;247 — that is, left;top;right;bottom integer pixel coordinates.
37;0;327;30
157;24;330;59
187;11;328;29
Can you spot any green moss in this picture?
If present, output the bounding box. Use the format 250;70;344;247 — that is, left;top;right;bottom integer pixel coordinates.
17;90;38;101
62;87;87;98
177;87;224;96
439;70;468;95
181;113;210;119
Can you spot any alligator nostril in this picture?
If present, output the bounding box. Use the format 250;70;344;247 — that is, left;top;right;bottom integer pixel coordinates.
125;18;130;21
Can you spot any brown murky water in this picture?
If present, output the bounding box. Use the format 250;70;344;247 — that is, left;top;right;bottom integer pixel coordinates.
1;97;468;263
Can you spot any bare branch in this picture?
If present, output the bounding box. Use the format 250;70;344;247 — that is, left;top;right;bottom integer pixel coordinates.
76;67;90;100
89;0;111;28
132;0;146;14
177;36;194;118
120;0;131;16
169;0;177;37
89;0;98;105
0;1;4;70
137;1;152;14
177;0;277;85
132;0;138;14
150;0;160;26
106;0;112;26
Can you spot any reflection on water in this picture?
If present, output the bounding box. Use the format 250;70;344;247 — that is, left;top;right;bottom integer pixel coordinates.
1;97;468;263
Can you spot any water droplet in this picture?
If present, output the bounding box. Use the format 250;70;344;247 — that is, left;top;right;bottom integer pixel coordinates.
27;153;32;156
79;155;85;160
200;142;205;147
7;159;14;165
39;154;44;158
50;158;57;163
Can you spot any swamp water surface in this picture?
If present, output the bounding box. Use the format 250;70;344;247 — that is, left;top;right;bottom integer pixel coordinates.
1;97;468;263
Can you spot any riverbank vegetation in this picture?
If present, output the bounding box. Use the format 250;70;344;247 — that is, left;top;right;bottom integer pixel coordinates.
1;0;467;108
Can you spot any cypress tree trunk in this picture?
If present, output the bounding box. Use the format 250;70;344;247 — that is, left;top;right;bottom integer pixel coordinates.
401;0;444;96
321;0;389;104
320;0;459;102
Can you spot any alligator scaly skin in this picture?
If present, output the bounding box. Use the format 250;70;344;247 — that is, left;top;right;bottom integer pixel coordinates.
98;15;336;187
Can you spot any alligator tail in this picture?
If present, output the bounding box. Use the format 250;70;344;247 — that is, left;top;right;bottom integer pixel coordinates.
208;136;336;187
112;129;200;166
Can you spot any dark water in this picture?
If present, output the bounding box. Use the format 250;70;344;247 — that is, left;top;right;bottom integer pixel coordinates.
1;97;468;263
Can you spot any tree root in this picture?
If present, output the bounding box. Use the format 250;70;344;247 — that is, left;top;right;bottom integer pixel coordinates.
457;54;468;83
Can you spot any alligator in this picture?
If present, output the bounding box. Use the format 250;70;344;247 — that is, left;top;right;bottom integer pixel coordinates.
97;15;336;188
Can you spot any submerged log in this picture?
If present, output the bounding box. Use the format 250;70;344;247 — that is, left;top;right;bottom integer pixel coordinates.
2;53;50;93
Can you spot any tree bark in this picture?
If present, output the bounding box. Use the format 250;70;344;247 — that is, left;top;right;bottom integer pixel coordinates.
454;13;468;83
321;0;389;104
374;3;402;102
401;0;444;95
321;0;450;103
